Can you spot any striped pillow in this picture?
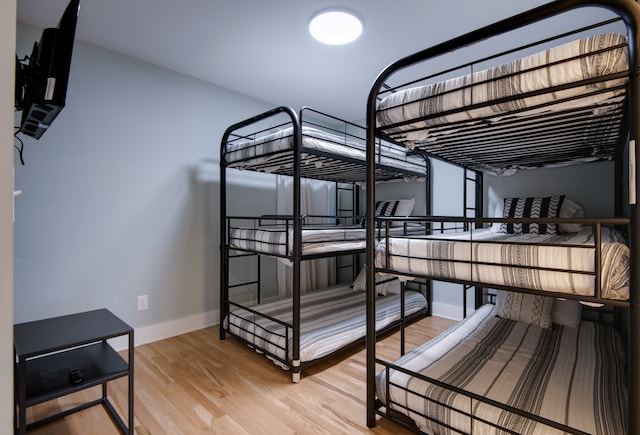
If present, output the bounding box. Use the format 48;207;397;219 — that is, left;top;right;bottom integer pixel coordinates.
362;198;416;228
500;195;565;235
375;200;399;217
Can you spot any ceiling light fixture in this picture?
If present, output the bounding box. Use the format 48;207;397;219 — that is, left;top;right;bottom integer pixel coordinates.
309;9;363;45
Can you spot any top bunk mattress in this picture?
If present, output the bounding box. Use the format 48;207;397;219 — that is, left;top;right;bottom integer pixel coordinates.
375;33;629;175
224;126;428;182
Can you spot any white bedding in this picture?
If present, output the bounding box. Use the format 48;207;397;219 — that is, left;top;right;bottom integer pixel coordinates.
224;125;427;176
376;304;627;434
375;226;629;301
225;285;427;366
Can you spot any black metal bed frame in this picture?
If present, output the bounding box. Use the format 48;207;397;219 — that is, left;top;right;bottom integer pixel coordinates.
365;0;640;433
219;106;432;382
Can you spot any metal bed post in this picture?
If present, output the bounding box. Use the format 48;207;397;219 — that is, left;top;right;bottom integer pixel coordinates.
220;124;230;340
474;171;484;309
624;1;640;430
366;85;379;427
291;108;302;383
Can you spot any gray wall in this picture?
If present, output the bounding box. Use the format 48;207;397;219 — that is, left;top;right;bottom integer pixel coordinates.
13;22;274;340
484;161;615;218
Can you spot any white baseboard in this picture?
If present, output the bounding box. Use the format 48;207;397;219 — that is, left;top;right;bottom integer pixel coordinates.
109;302;470;352
432;302;469;321
109;310;220;352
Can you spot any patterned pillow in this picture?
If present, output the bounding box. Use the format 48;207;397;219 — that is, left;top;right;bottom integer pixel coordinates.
495;290;554;329
362;198;416;228
361;200;399;228
375;200;399;218
500;195;565;235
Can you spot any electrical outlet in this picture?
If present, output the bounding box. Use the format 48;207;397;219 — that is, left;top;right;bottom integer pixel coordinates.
137;294;148;311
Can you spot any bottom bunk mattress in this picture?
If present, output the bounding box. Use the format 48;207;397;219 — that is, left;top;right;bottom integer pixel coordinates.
225;285;427;367
376;304;627;434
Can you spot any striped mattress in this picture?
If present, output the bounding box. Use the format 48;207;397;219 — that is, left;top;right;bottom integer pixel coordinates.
229;225;366;257
229;224;426;258
376;303;627;434
225;285;427;367
376;226;629;301
224;125;427;176
376;33;628;175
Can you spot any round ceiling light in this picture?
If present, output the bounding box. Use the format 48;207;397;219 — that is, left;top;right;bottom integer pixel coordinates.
309;9;363;45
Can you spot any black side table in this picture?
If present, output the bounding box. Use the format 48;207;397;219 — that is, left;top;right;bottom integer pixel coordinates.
14;309;134;434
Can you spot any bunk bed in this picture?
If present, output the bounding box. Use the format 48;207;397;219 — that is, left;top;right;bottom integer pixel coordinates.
220;106;431;382
364;0;640;433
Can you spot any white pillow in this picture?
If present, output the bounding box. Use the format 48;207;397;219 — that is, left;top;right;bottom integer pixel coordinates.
352;266;400;295
375;198;416;227
489;201;503;232
395;198;416;217
551;298;582;327
559;198;584;233
495;290;554;329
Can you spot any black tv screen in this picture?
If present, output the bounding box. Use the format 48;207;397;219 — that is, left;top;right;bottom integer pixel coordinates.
15;0;80;139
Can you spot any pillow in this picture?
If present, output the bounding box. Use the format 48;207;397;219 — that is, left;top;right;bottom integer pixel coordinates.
394;198;416;218
374;198;416;227
559;198;584;233
352;266;400;295
489;201;503;232
551;298;582;327
495;290;554;329
374;200;399;217
361;200;398;228
499;195;565;235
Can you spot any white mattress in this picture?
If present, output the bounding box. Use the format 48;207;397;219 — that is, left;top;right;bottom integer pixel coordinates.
376;304;627;434
224;125;427;176
375;227;629;301
225;285;427;366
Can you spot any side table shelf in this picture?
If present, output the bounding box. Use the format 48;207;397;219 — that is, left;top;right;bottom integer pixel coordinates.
14;309;134;434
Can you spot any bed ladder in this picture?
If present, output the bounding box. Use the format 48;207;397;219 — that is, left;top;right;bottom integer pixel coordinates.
464;168;485;309
335;182;361;282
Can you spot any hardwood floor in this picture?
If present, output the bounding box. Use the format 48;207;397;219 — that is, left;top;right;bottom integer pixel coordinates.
25;315;455;434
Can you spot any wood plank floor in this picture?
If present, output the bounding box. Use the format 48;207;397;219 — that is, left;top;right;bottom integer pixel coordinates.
25;315;455;434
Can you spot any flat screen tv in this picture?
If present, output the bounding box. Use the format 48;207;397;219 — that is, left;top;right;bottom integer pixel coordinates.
15;0;80;139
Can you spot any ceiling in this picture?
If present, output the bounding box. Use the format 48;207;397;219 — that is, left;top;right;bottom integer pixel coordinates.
17;0;574;122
